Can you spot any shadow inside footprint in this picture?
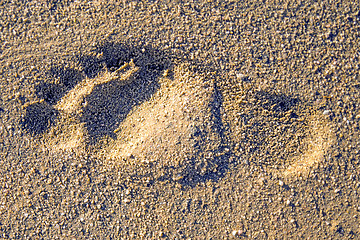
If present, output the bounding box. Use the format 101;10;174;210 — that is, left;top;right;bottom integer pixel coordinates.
81;77;158;144
36;67;85;105
80;42;171;144
254;91;299;113
49;67;85;89
21;102;58;135
27;66;85;135
35;82;66;105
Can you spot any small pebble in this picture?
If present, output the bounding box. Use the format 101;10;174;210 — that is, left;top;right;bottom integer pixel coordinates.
236;73;250;81
279;180;284;186
259;177;265;185
323;110;331;115
232;229;243;237
163;69;169;77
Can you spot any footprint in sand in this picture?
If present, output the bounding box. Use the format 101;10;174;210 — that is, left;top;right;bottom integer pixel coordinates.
22;49;227;184
21;44;334;184
223;84;335;179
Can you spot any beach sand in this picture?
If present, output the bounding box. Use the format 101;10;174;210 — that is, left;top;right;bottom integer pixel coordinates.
0;0;359;239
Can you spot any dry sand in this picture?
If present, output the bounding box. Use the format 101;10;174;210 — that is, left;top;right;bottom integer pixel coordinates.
0;0;360;239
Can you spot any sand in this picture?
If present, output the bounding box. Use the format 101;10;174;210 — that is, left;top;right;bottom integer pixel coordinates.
0;0;360;239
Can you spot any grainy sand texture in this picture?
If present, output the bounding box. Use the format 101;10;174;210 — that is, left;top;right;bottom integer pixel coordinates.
0;0;360;239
